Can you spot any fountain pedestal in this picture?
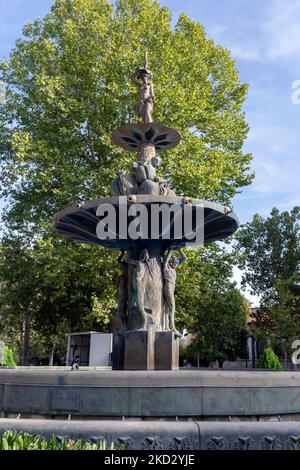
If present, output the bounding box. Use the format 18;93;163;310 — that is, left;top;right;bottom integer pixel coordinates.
112;330;179;370
124;331;155;371
155;332;179;370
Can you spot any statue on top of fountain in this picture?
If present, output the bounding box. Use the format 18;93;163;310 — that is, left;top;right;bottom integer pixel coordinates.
111;53;176;198
130;51;154;124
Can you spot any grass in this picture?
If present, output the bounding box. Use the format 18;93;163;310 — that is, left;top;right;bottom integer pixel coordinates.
0;430;117;450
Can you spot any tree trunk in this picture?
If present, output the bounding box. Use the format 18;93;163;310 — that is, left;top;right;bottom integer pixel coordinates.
22;310;31;366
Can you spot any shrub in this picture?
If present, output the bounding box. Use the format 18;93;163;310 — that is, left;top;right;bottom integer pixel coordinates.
0;431;117;450
257;347;281;369
0;346;16;367
4;347;16;366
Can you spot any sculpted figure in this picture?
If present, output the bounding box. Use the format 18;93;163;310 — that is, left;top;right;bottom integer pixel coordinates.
111;170;138;196
131;53;154;123
116;249;128;331
163;248;187;338
126;249;150;329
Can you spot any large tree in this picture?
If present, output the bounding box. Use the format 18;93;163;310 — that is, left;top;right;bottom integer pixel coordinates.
176;245;249;367
0;0;252;233
236;207;300;351
0;236;117;364
0;0;253;361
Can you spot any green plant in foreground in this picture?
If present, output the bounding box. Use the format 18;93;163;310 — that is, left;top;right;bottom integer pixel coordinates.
257;347;282;370
0;431;117;450
0;346;16;367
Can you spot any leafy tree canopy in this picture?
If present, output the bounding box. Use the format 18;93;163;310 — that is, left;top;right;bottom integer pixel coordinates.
176;245;249;366
236;207;300;350
0;236;117;362
0;0;252;235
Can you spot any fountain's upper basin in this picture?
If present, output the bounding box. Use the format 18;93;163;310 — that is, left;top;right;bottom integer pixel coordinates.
54;195;239;250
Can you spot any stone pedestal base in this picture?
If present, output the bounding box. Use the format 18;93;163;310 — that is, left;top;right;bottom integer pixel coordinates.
155;332;179;370
124;331;154;371
112;331;178;370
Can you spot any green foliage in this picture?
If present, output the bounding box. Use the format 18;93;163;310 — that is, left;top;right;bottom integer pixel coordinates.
236;207;300;297
0;236;118;362
0;0;252;234
256;347;281;370
0;346;16;367
236;207;300;350
0;430;117;450
176;245;249;366
4;346;16;366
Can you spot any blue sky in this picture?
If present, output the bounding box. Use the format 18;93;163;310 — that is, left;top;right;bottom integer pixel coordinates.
1;0;300;304
160;0;300;224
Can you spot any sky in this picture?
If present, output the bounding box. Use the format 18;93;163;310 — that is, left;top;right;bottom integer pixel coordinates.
0;0;300;305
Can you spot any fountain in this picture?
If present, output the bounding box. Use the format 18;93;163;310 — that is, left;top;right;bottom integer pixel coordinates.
1;54;300;450
53;52;239;370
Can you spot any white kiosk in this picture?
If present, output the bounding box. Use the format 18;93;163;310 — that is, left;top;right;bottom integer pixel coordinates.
66;331;112;367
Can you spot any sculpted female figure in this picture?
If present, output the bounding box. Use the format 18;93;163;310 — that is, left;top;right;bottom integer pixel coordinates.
126;249;150;330
163;248;187;338
116;249;128;331
131;53;154;123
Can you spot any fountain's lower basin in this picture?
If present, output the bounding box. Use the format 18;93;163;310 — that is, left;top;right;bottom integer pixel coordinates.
2;368;300;450
1;368;299;418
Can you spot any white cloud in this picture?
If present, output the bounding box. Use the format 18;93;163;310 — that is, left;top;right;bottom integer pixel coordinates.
247;120;300;156
230;44;262;61
203;0;300;63
264;0;300;60
251;160;290;194
244;117;300;195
